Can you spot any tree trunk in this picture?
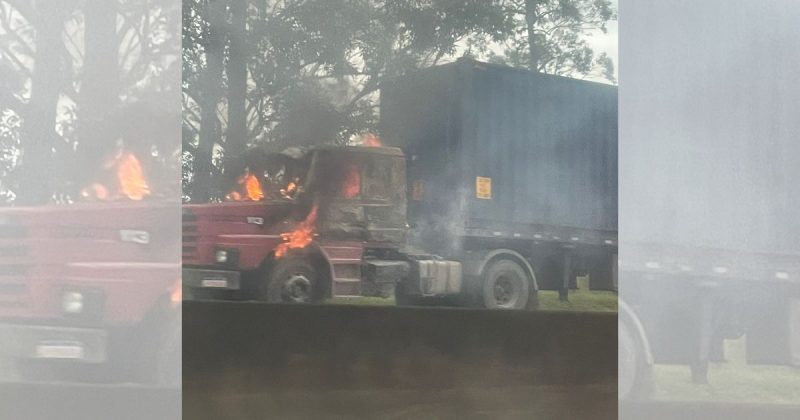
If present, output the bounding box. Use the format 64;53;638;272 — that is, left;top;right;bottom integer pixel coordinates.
192;0;226;202
15;1;70;205
524;0;541;72
226;0;248;162
76;0;119;188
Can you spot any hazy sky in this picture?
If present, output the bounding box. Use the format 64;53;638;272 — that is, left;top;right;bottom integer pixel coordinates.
620;0;800;252
585;0;618;83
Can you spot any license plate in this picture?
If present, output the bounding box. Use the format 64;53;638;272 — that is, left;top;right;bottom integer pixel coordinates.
35;343;85;359
201;278;228;288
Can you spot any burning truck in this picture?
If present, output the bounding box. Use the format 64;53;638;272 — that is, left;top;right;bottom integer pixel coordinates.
183;59;617;309
0;151;180;386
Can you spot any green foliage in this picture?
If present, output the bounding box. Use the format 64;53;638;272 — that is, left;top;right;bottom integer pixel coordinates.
655;338;800;403
473;0;617;82
327;288;618;312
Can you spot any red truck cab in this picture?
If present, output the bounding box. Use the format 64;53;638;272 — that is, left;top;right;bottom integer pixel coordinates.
183;145;411;303
0;202;180;385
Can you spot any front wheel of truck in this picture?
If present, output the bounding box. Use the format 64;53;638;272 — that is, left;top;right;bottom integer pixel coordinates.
264;257;321;303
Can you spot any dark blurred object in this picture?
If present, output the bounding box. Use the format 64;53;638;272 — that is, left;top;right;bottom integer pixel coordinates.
183;302;616;420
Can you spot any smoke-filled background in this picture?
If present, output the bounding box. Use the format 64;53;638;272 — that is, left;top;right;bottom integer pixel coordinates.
621;0;800;254
620;0;800;412
181;0;618;202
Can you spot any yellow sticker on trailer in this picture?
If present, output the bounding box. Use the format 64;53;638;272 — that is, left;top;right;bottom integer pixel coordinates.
475;176;492;199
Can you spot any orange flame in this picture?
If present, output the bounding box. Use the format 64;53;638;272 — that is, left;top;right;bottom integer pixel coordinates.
274;204;318;258
286;181;298;194
280;177;300;200
243;173;264;200
226;170;264;201
80;151;150;201
362;133;382;147
341;163;360;198
117;152;151;200
170;279;182;307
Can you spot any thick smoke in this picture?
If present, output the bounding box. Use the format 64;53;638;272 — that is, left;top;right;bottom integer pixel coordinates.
619;0;800;412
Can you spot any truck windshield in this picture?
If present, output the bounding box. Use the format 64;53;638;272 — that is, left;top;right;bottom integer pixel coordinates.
319;153;400;201
308;151;367;200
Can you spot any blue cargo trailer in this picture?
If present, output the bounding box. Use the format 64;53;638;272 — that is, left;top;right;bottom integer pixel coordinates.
381;58;617;292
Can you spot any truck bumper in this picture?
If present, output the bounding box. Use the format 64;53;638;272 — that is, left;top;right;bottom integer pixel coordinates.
183;268;241;291
0;324;106;363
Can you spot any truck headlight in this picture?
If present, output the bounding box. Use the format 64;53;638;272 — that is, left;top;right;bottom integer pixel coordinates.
62;291;84;314
215;249;228;263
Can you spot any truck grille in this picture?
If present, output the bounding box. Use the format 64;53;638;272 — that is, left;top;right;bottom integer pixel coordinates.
0;217;30;313
182;209;198;263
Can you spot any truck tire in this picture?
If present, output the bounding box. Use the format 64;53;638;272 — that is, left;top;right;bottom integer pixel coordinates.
619;319;654;400
481;259;533;310
264;258;321;303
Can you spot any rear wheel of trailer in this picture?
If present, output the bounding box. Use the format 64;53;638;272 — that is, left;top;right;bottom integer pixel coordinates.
480;259;538;310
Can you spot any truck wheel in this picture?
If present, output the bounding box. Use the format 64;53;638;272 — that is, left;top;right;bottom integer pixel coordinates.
481;259;532;310
619;319;654;400
265;258;320;303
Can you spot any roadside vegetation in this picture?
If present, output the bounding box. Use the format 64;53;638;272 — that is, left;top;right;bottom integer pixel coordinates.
655;338;800;404
329;280;618;313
